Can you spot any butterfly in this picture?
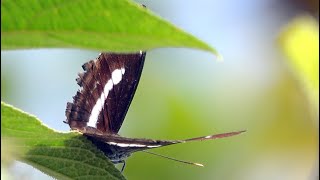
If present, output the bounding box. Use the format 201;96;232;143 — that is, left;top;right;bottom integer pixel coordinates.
65;51;245;172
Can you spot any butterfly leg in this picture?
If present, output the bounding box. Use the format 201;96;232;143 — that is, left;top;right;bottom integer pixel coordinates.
120;160;126;173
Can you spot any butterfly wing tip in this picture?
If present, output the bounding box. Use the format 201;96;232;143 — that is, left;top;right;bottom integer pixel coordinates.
230;130;247;137
194;163;204;167
238;130;247;134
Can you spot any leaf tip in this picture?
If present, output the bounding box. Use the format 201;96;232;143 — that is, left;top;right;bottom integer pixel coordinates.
216;53;224;62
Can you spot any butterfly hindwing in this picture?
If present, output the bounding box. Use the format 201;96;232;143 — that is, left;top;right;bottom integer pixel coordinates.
84;132;180;163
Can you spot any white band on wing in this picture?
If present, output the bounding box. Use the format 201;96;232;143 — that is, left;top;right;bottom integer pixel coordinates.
87;68;125;128
107;141;161;148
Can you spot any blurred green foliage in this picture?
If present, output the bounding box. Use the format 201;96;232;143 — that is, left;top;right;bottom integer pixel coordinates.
278;15;319;121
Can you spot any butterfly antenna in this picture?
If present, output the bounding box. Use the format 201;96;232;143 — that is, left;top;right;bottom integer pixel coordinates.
142;150;204;167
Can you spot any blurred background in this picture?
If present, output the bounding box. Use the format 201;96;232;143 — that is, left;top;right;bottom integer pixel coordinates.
1;0;318;180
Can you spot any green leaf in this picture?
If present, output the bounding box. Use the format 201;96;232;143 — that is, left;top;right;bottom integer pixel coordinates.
277;15;319;117
1;0;220;57
1;102;125;180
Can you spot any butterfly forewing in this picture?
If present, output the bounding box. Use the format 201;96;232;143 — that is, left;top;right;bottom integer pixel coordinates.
65;51;146;134
102;52;146;133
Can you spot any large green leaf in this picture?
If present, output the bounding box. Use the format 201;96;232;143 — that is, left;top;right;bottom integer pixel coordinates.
1;102;125;180
1;0;220;56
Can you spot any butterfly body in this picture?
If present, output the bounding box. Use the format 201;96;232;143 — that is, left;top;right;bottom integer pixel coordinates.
86;134;133;164
85;133;180;163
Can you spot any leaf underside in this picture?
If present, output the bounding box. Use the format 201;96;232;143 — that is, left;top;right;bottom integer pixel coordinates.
1;102;125;180
1;0;219;56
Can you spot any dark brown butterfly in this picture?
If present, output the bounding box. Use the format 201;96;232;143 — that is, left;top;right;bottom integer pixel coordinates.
65;51;245;172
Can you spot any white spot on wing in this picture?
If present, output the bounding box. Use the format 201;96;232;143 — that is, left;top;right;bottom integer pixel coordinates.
87;97;102;127
121;67;125;75
112;69;123;85
146;145;161;148
205;135;212;139
107;142;147;147
104;80;113;95
87;68;125;128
